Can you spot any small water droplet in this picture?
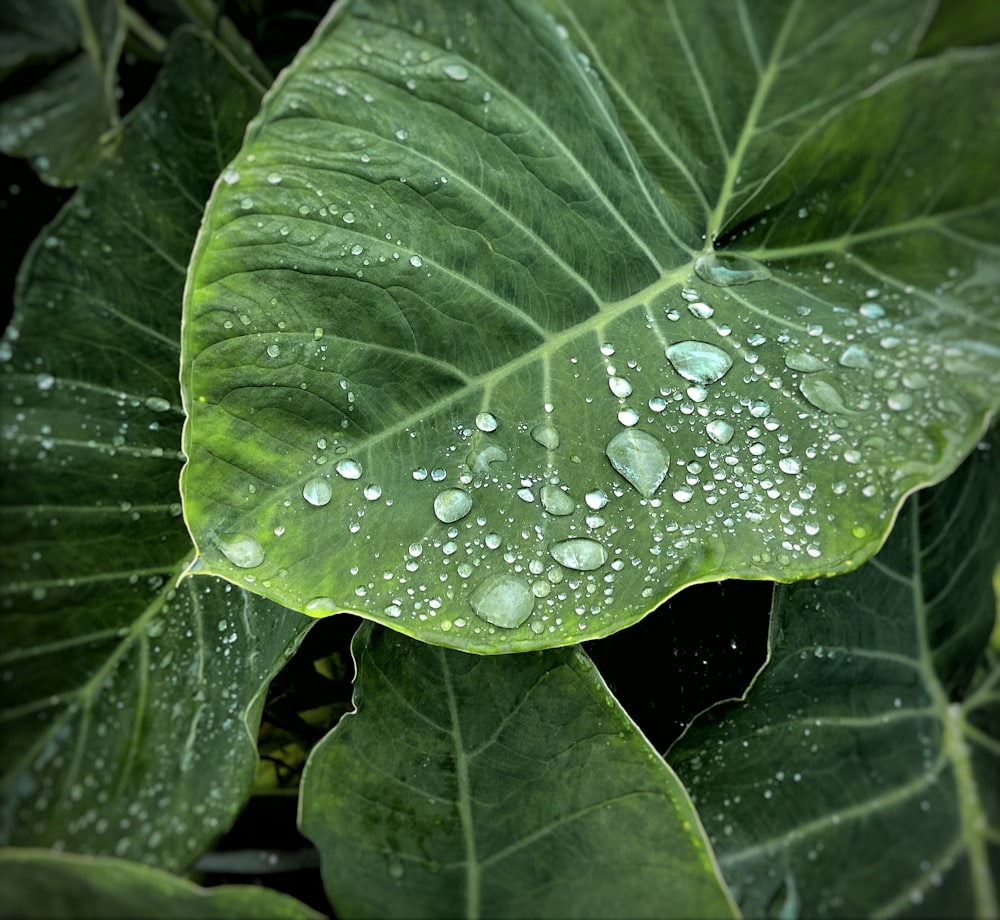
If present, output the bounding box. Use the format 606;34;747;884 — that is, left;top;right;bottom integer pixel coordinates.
778;457;802;475
530;422;560;449
540;484;574;516
608;376;632;398
303;477;332;506
606;429;669;498
266;343;281;358
706;420;735;444
585;489;608;510
409;255;423;268
443;63;469;81
469;574;533;628
784;350;826;372
216;534;264;569
858;301;884;318
687;301;714;319
434;488;472;523
694;251;771;286
618;407;640;426
305;597;338;615
144;396;171;412
799;376;850;414
363;484;383;500
666;340;733;385
342;211;356;224
549;538;607;571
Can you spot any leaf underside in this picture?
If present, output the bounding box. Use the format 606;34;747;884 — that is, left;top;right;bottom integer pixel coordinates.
670;430;1000;918
0;31;310;869
181;0;1000;651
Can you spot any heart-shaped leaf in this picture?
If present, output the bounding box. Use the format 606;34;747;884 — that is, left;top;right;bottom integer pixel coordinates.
181;0;1000;651
300;623;736;919
0;30;310;869
670;431;1000;918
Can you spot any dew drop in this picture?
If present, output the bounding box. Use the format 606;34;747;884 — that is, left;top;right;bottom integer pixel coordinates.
302;477;332;506
305;597;339;615
618;407;640;426
335;458;363;479
799;376;850;414
469;574;533;628
363;484;383;500
779;457;802;475
469;444;507;474
606;429;669;498
585;489;608;510
784;350;826;372
216;534;264;569
266;344;281;358
475;412;498;432
433;488;472;523
838;345;871;369
443;63;469;81
706;419;735;444
540;484;574;516
608;376;632;398
665;341;733;385
687;301;714;319
144;396;171;412
530;422;560;450
409;255;423;268
549;538;607;571
694;251;772;286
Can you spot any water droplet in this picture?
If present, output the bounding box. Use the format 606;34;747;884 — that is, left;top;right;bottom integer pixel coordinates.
540;484;574;516
443;63;469;81
585;489;608;510
144;396;171;412
687;301;714;319
839;345;871;369
266;172;283;185
266;344;281;358
549;538;607;571
694;251;772;286
608;376;632;398
303;477;332;506
469;574;533;628
305;597;338;615
665;341;733;384
469;444;507;474
858;301;884;318
672;485;693;503
618;407;640;426
779;457;802;475
433;488;472;523
342;211;356;224
600;342;615;356
706;420;735;444
530;423;560;450
475;412;497;432
216;534;264;569
221;168;240;185
784;350;826;372
887;391;913;411
409;255;423;268
363;484;383;500
606;429;669;498
336;458;363;479
799;376;850;414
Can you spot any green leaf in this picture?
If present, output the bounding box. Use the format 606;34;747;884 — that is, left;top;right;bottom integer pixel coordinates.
0;30;309;869
0;0;125;186
299;623;736;919
669;432;1000;918
180;0;1000;651
0;848;324;919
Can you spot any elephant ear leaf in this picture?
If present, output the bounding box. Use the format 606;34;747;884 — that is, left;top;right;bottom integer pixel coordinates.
180;0;1000;651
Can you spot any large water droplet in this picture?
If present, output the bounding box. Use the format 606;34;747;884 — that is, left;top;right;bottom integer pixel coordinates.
335;458;363;479
585;489;608;510
694;251;772;286
469;574;533;628
784;350;826;372
838;345;871;369
469;444;507;475
443;63;469;81
434;488;472;523
475;412;498;432
666;341;733;384
799;376;850;414
540;484;574;516
706;419;735;444
216;533;264;569
606;429;669;498
303;477;332;506
608;376;632;398
687;301;714;319
530;422;560;450
549;538;607;571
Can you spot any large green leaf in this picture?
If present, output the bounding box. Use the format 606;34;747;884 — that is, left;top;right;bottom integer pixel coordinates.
0;30;310;869
299;622;736;919
0;848;323;919
180;0;1000;651
0;0;124;186
670;430;1000;917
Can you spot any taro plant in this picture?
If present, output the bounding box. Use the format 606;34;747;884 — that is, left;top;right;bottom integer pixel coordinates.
1;0;998;917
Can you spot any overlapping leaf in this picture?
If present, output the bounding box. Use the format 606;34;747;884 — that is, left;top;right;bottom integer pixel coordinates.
181;0;1000;651
0;848;323;919
299;623;736;919
670;431;999;918
0;30;310;869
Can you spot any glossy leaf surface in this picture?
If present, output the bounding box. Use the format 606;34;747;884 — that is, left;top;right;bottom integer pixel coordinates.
670;431;1000;918
181;0;1000;650
0;31;310;869
0;848;323;919
299;622;736;919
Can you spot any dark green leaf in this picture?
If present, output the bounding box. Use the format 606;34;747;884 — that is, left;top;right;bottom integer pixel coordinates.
299;623;736;919
0;848;324;919
0;30;309;869
670;432;1000;918
0;0;124;185
180;0;1000;651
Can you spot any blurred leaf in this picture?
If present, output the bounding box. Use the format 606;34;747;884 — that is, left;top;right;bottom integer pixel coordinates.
299;623;737;919
0;0;125;185
0;847;323;919
670;433;1000;917
0;29;309;869
181;0;1000;651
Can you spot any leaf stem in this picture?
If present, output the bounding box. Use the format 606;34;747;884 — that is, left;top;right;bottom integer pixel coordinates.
123;6;169;56
173;0;272;87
